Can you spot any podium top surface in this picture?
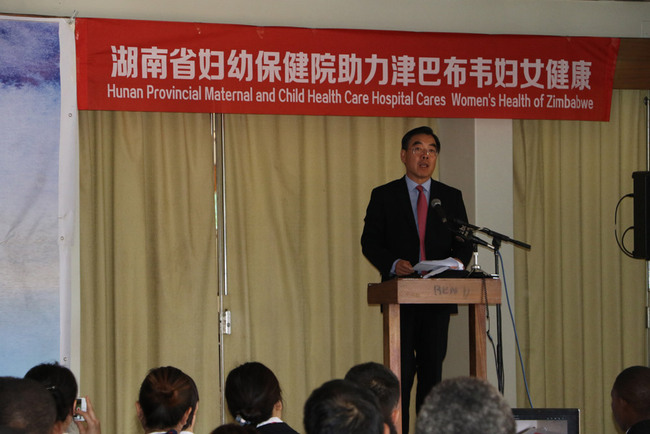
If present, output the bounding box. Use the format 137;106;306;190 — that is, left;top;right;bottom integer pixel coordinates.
367;278;501;305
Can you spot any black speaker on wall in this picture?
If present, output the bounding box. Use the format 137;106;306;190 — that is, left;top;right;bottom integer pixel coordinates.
633;171;650;260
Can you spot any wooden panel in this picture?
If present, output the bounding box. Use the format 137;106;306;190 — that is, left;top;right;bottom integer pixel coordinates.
383;304;403;433
367;278;501;305
469;303;488;378
614;38;650;89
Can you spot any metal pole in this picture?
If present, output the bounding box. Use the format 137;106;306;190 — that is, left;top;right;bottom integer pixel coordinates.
645;97;650;367
645;96;649;170
493;244;504;393
212;113;228;424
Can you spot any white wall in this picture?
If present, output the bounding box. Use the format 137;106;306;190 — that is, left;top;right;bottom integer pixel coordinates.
3;0;650;38
438;119;517;405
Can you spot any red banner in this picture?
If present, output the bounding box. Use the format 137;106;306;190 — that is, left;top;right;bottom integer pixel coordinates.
75;18;619;121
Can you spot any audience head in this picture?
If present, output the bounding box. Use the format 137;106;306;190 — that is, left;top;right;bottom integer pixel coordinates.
24;362;78;430
611;365;650;431
0;376;57;434
137;366;199;433
344;362;400;433
225;362;283;426
0;427;27;434
304;379;385;434
210;423;259;434
415;376;515;434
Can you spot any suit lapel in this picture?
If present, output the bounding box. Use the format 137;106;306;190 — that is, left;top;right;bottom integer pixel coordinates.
398;176;418;234
425;180;444;246
427;180;440;225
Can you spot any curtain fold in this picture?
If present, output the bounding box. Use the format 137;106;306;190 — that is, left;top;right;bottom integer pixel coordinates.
513;89;649;434
79;111;219;433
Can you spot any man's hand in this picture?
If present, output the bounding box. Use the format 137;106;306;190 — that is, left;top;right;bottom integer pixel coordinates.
395;259;415;276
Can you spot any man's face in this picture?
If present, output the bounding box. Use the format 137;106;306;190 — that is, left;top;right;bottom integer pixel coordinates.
400;133;438;184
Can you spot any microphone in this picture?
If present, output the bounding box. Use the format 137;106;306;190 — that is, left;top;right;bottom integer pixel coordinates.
430;198;447;224
453;217;530;250
434;200;495;249
458;224;494;250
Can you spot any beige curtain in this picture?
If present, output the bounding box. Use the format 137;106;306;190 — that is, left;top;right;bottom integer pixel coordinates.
79;111;434;432
79;111;220;433
80;92;648;433
221;114;434;428
513;90;649;434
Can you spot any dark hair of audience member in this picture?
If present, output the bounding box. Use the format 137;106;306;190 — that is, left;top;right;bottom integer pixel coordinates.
611;365;650;431
0;376;57;434
0;427;27;434
304;379;384;434
225;362;282;426
138;366;199;431
24;362;78;423
211;422;259;434
344;362;399;432
613;365;650;415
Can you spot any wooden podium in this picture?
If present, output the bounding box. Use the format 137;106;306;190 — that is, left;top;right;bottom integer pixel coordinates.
367;277;501;382
367;277;501;433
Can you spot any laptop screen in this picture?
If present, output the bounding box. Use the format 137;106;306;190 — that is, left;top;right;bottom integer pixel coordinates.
512;408;580;434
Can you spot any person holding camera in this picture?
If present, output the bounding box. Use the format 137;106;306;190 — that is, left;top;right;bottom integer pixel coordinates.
24;362;101;434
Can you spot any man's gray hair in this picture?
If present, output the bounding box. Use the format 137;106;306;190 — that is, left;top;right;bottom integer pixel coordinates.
415;376;515;434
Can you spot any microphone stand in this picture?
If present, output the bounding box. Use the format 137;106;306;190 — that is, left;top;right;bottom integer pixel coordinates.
482;228;530;394
448;222;494;277
493;237;505;394
469;243;484;275
451;219;531;395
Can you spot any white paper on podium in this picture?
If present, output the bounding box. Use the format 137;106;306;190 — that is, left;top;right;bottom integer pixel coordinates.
413;257;464;278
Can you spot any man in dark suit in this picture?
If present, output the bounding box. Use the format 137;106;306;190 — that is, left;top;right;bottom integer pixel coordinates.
611;366;650;434
361;126;473;434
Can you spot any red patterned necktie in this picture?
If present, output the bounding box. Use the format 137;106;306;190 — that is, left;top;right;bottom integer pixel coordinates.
416;185;427;261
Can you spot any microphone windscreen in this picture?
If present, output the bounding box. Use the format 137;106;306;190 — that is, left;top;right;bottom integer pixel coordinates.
430;198;447;223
